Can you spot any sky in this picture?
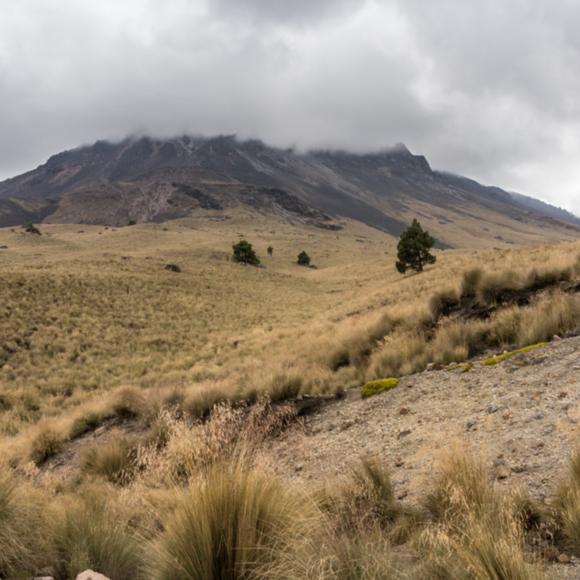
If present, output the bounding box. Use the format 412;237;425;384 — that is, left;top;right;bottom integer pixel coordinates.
1;0;580;214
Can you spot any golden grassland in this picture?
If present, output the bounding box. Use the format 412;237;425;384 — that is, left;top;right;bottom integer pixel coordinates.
0;214;579;578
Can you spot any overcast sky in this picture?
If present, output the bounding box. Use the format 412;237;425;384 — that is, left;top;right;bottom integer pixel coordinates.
1;0;580;214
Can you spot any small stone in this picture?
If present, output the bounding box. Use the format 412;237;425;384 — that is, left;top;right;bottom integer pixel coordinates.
558;553;571;564
294;463;304;473
552;335;562;341
164;263;182;273
486;403;498;414
397;429;412;439
512;464;527;474
76;571;111;580
558;391;568;399
426;363;435;371
533;412;544;421
466;418;477;431
399;407;410;415
394;456;404;467
502;410;513;420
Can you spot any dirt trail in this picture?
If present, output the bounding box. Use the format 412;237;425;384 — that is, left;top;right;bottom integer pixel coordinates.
265;336;580;503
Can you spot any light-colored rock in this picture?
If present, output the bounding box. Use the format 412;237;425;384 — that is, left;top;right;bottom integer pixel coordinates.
76;570;111;580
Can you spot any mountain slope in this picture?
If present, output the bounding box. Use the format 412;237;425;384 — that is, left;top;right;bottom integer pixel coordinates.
0;135;578;247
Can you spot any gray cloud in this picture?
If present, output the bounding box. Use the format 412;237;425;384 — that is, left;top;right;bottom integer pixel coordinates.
1;0;579;213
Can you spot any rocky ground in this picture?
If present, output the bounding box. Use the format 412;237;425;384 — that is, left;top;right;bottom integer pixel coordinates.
263;336;580;577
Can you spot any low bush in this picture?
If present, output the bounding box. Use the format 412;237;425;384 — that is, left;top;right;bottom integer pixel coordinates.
361;378;399;399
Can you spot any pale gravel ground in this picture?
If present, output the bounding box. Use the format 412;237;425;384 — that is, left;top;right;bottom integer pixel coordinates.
263;336;580;577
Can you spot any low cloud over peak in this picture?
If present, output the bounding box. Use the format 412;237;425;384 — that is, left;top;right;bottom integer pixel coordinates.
1;0;579;214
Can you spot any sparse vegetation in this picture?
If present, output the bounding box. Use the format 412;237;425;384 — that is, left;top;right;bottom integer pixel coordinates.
0;221;578;578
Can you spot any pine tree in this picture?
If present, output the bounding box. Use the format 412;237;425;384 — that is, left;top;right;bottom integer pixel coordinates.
395;219;436;273
232;240;260;266
297;251;311;266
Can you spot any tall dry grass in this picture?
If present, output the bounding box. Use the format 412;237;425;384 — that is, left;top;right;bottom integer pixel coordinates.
150;462;316;580
417;448;546;580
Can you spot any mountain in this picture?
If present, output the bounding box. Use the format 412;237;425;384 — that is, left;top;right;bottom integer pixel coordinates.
508;191;580;227
0;135;578;247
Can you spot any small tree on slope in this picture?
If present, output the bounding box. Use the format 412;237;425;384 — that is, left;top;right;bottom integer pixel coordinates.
232;240;260;266
395;219;436;273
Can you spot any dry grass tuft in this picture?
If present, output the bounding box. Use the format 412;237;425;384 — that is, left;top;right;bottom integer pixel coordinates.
81;436;140;485
0;473;49;578
554;448;580;554
418;447;546;579
29;424;66;465
51;491;144;580
151;462;314;580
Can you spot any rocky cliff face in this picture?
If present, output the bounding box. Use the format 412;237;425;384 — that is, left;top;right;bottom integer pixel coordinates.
0;135;578;244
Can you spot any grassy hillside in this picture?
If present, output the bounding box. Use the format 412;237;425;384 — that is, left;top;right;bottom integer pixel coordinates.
0;215;579;578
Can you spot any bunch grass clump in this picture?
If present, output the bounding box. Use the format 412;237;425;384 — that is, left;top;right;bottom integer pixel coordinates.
0;474;49;578
151;462;314;580
51;492;144;580
554;448;580;553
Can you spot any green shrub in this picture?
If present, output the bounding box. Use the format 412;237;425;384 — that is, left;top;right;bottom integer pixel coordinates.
297;251;311;266
23;222;41;235
361;378;399;398
232;240;260;266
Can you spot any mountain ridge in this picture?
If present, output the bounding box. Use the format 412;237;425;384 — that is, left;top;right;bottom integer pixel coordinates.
0;135;578;247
